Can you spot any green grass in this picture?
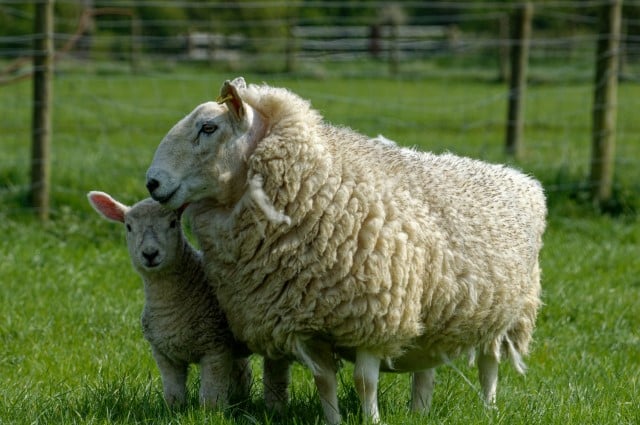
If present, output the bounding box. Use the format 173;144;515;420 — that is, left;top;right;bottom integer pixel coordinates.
1;64;639;424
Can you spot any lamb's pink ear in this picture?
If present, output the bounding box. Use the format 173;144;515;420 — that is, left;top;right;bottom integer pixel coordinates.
217;78;245;122
87;191;128;223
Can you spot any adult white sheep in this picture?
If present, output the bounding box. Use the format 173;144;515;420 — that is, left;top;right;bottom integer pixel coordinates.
87;191;254;409
145;77;546;424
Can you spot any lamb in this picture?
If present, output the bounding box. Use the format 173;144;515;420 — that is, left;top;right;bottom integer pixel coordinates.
87;191;253;409
144;77;546;424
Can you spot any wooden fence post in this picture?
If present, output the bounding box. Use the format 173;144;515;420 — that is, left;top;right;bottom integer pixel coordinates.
30;0;54;221
497;13;510;83
590;0;622;206
388;22;399;76
383;3;405;77
131;15;141;71
285;18;297;73
505;2;533;159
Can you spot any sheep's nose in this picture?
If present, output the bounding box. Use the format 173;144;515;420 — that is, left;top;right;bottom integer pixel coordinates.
146;178;160;194
143;250;159;263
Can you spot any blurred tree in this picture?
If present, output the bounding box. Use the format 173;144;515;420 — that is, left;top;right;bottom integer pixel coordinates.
0;2;82;58
0;3;34;38
1;1;640;60
226;0;296;53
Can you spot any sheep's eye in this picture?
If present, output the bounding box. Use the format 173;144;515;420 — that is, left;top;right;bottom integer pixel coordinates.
201;123;217;134
126;224;132;232
169;219;178;229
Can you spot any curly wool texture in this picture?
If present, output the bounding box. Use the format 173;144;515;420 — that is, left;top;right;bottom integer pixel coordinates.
189;83;546;365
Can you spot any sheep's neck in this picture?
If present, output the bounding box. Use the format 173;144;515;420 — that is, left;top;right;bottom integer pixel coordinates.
245;106;267;158
224;106;267;206
142;240;207;306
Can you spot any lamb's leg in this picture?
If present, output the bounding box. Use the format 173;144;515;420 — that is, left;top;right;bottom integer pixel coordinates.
296;339;341;425
152;348;188;407
199;352;233;409
410;369;435;413
477;350;499;406
354;350;381;423
263;357;291;413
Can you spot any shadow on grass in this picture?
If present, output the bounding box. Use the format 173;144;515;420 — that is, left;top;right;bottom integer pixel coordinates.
6;375;330;425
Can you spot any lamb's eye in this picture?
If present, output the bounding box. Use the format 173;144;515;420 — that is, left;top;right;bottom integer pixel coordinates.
126;224;132;232
169;219;177;229
201;123;217;134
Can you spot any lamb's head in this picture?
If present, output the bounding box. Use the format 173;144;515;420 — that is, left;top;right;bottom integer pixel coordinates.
87;191;184;273
146;77;264;210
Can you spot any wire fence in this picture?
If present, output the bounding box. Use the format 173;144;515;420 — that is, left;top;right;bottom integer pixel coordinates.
1;0;640;218
5;1;639;80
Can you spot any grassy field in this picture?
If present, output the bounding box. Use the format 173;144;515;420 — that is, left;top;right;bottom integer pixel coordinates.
1;66;639;424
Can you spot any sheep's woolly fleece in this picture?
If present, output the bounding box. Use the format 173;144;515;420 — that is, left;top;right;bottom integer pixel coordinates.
186;81;546;368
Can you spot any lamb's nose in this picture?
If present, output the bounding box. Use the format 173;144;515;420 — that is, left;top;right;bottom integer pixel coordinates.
146;178;160;194
143;250;159;263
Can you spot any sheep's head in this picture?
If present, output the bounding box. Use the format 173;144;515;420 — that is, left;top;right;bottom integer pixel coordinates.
146;77;263;210
87;191;183;273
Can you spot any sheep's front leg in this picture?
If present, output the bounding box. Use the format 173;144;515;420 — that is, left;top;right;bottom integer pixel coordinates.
477;350;499;406
199;352;233;409
313;358;340;425
410;369;435;413
296;339;341;425
230;357;252;403
151;348;188;407
354;350;381;423
263;357;291;413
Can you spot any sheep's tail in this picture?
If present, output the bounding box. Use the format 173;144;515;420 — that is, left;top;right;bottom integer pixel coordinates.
484;264;541;375
473;325;530;375
502;264;542;375
503;335;527;374
248;173;291;226
496;318;535;375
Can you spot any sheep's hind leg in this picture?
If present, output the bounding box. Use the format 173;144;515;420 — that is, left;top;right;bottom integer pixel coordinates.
295;339;341;425
354;350;382;423
263;357;291;413
410;369;435;413
477;350;499;406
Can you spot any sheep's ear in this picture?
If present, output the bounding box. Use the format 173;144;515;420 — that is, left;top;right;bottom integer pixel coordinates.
217;78;245;122
230;76;246;89
87;191;129;223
